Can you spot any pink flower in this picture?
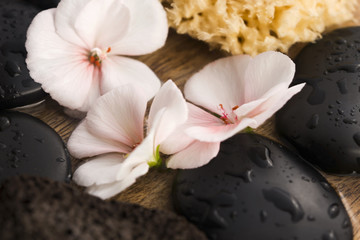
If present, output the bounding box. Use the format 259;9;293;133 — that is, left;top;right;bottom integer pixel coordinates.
162;51;305;169
67;80;188;199
25;0;168;112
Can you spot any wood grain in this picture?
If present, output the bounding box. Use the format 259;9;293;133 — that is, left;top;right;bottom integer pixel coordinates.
16;10;360;240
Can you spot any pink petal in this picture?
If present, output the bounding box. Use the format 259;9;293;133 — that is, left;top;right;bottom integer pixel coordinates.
54;0;89;47
101;56;161;100
243;51;295;102
159;123;194;155
67;121;132;159
86;162;149;199
148;81;188;146
186;117;256;142
184;55;252;115
74;0;130;49
86;86;147;149
167;141;220;169
110;0;168;55
248;83;305;128
72;153;126;187
26;9;100;111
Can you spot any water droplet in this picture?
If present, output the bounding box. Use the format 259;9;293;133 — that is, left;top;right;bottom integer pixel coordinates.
35;138;44;144
260;210;267;222
225;168;253;183
4;60;21;77
307;114;319;129
307;215;316;221
181;188;194;196
0;116;10;131
249;146;273;168
263;187;304;222
336;79;348;94
322;230;337;240
343;118;357;124
328;203;340;218
0;142;7;149
328;63;360;73
342;219;350;229
353;132;360;146
56;157;65;163
230;211;237;219
337;109;344;115
335;38;347;45
21;79;33;88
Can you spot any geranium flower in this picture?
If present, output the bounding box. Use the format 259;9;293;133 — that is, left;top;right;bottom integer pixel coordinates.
26;0;168;112
161;51;305;169
67;80;188;199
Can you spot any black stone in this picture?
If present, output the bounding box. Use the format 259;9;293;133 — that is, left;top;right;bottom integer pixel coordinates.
276;26;360;173
0;111;71;183
0;176;207;240
173;133;352;240
0;0;47;109
23;0;60;9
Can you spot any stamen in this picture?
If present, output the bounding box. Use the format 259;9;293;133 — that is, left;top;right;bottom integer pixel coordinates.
88;47;111;67
218;104;240;124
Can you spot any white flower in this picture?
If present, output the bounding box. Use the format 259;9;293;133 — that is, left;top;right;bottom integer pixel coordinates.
26;0;168;112
67;80;188;199
162;51;305;169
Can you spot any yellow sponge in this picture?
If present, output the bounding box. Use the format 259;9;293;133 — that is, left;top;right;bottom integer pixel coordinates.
162;0;358;55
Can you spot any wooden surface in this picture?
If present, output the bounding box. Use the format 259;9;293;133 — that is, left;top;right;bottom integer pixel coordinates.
18;13;360;240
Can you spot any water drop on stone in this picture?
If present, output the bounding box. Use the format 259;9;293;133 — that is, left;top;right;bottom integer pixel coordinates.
322;230;337;240
56;157;65;163
4;60;21;77
328;203;340;218
263;187;304;222
336;79;348;94
260;210;267;222
352;132;360;146
0;116;11;131
307;114;319;129
249;146;273;168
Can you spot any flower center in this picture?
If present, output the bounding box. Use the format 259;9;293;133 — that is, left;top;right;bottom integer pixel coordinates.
89;47;111;67
218;104;239;124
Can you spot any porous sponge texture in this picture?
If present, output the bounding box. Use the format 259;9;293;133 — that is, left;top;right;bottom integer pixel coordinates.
162;0;358;56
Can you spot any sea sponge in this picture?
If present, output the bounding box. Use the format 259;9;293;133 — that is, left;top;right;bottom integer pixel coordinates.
162;0;358;56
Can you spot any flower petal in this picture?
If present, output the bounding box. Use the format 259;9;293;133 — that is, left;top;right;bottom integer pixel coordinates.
184;55;252;115
160;122;194;155
248;83;305;128
74;0;130;49
110;0;168;55
67;120;132;159
86;162;149;199
167;141;220;169
86;85;147;149
148;80;188;146
54;0;89;47
116;126;157;181
243;51;295;102
72;153;126;187
101;56;161;100
26;9;100;111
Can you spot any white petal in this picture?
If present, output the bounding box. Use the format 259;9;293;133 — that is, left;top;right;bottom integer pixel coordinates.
86;162;149;199
184;55;252;115
243;51;295;102
74;0;130;49
148;80;188;146
116;127;157;181
86;86;147;149
72;153;125;187
26;9;100;111
167;141;220;169
160;123;194;154
101;56;161;100
110;0;168;55
67;120;132;159
54;0;89;47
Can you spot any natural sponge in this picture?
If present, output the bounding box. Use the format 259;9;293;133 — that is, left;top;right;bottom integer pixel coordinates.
162;0;358;56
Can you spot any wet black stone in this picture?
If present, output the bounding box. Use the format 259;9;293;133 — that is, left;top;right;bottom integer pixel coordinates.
0;176;207;240
173;133;352;240
23;0;60;9
0;0;47;109
276;27;360;173
0;110;71;184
